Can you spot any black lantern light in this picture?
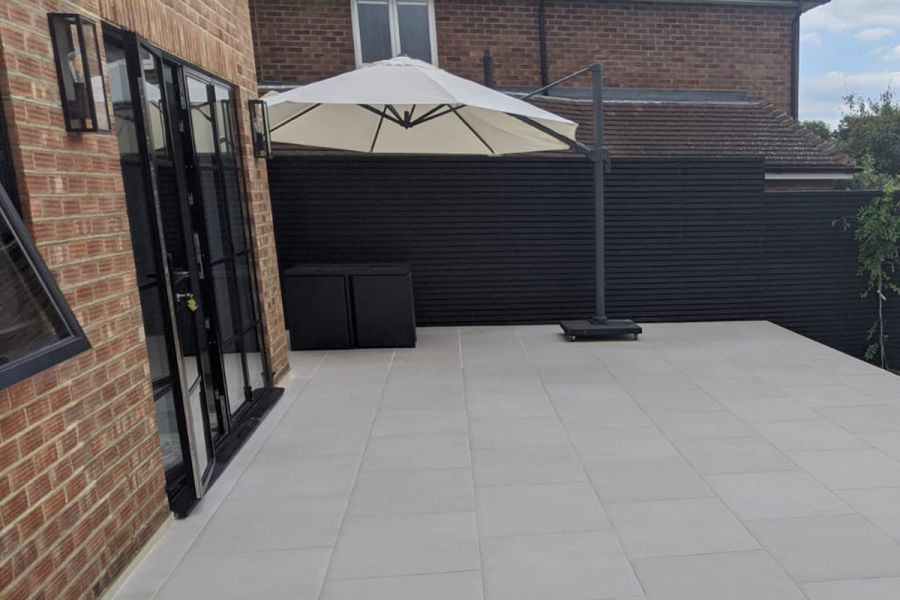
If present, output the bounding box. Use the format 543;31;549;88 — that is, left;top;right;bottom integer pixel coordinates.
48;13;110;132
249;99;272;159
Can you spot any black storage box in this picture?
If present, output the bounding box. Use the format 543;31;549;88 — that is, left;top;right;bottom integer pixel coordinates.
283;264;352;350
283;263;416;350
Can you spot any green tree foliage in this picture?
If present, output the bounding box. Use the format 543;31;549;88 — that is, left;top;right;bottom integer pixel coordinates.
803;89;900;189
841;183;900;369
822;90;900;369
836;90;900;183
802;119;833;142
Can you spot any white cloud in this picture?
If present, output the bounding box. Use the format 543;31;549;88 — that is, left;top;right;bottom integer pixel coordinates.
801;32;823;47
804;0;900;33
865;45;900;61
800;70;899;126
857;27;895;42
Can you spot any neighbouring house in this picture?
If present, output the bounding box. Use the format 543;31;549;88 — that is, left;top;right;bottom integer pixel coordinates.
0;1;290;598
250;0;855;189
254;1;873;356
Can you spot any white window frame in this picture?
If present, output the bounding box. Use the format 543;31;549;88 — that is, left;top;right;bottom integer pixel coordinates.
350;0;439;67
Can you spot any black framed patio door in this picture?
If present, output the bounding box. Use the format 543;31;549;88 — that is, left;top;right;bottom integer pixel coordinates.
105;28;271;515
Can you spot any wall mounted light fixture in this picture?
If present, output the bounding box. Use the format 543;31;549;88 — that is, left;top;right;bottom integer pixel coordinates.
48;13;110;132
249;99;271;159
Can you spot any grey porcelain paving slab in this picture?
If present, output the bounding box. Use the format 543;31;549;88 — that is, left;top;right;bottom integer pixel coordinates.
756;364;840;386
624;383;723;413
585;457;713;502
280;396;380;426
633;551;806;600
802;577;900;599
650;410;756;441
371;409;468;437
476;482;609;538
837;487;900;541
570;427;679;461
362;434;471;471
348;468;475;517
231;453;361;499
555;402;653;430
704;471;851;520
745;514;900;582
843;372;900;400
784;383;879;407
787;448;900;489
329;512;480;579
472;446;586;486
751;419;866;452
543;381;633;404
675;437;796;474
189;495;347;554
115;526;201;597
718;397;819;422
817;404;900;433
114;324;900;600
320;571;485;600
606;497;759;559
481;530;642;600
262;424;371;457
379;392;467;411
861;432;900;461
466;395;558;420
154;548;331;600
470;417;569;448
694;377;788;401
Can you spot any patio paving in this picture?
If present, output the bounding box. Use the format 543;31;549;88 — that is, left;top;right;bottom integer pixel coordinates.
113;321;900;600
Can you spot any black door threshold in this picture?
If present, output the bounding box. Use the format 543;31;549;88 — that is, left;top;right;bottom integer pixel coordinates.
171;386;285;518
212;386;285;476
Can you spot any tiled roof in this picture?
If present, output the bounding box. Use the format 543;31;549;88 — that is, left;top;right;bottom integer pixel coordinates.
529;95;857;172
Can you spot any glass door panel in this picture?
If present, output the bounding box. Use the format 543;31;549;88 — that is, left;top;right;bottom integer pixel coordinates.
185;74;246;418
212;83;270;405
107;36;191;494
158;58;222;457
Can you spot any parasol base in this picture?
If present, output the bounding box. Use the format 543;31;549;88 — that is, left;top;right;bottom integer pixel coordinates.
559;318;642;341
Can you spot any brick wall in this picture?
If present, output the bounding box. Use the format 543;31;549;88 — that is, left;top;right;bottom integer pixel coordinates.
0;1;288;599
251;0;795;112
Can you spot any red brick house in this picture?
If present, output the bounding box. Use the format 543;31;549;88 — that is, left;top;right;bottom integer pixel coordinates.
0;1;289;598
250;0;855;187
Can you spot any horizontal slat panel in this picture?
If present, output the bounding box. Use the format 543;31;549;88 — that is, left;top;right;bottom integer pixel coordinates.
268;155;893;361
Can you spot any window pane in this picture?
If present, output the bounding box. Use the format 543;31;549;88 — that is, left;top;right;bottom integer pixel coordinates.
211;262;238;344
397;2;432;63
187;77;227;262
141;50;168;156
108;43;161;286
154;387;187;475
235;253;257;332
213;85;249;253
0;211;69;365
243;328;265;392
140;286;172;383
221;335;246;414
0;89;18;211
81;22;109;130
357;1;392;63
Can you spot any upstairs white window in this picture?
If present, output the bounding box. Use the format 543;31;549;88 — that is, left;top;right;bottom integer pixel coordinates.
351;0;438;66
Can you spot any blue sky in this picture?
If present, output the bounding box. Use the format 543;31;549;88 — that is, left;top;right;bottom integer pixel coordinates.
800;0;900;126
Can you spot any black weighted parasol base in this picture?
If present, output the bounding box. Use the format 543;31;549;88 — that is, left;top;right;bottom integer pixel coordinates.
560;318;642;341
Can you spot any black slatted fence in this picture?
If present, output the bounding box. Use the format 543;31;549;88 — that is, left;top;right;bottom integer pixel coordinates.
268;155;893;360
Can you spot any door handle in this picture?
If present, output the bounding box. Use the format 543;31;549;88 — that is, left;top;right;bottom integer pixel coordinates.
176;292;200;312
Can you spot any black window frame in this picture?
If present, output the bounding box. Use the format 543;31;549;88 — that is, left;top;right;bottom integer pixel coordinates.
0;181;90;390
0;99;19;213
